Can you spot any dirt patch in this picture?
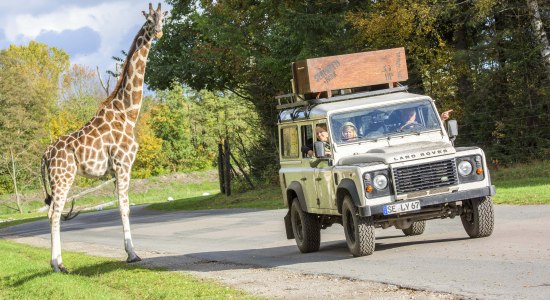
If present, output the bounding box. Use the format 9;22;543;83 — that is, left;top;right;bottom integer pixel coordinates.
10;236;457;300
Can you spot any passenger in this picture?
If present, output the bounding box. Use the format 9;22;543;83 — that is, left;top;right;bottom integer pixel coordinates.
440;109;453;121
341;122;358;141
307;124;331;157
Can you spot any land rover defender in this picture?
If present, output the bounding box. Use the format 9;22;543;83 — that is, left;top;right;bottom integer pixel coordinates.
277;48;495;256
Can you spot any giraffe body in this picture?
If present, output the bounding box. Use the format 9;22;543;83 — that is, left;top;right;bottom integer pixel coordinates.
41;3;166;273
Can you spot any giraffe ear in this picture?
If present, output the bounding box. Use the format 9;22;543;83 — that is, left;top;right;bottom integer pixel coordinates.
142;10;147;17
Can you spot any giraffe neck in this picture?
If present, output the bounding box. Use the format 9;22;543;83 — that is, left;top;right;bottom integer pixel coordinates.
104;27;154;126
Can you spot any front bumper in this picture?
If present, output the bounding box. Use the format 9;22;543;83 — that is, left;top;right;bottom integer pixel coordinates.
358;185;496;217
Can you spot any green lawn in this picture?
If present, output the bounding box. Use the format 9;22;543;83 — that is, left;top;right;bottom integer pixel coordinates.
148;185;284;211
0;239;257;299
490;160;550;205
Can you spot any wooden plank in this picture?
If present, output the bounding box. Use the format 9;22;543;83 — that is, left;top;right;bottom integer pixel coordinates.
292;47;408;94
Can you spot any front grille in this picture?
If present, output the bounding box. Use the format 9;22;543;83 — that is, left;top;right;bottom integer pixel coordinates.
393;159;457;194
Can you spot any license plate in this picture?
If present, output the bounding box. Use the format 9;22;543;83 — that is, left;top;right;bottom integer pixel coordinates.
383;200;421;215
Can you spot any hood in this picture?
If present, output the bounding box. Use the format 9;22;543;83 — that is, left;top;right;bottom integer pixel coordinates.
337;141;455;166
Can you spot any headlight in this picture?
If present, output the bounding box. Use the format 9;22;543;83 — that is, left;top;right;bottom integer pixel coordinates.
373;174;388;190
363;170;392;199
456;155;486;183
458;160;473;176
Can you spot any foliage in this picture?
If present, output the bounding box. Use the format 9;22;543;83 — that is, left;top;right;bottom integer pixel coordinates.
148;0;550;172
145;83;261;175
0;42;70;208
147;0;368;176
133;105;167;178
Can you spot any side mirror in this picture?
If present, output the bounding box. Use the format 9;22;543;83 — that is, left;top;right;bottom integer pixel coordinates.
314;141;326;158
447;119;458;140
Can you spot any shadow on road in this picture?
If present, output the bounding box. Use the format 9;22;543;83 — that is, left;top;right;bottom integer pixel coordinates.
137;235;471;274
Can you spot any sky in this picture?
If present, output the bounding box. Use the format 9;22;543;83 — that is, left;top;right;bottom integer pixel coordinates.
0;0;171;75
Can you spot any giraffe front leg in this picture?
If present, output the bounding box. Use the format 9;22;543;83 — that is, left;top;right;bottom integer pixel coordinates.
49;194;69;273
115;169;141;263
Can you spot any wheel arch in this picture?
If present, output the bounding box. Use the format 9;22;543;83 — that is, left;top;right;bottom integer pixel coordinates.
286;181;307;211
336;178;362;214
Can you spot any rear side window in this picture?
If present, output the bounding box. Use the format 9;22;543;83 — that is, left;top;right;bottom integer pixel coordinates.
280;126;299;159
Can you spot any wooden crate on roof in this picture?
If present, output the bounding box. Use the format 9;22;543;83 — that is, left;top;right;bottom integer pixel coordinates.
291;47;408;97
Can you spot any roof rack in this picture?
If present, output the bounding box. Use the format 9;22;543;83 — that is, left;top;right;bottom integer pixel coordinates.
276;85;408;111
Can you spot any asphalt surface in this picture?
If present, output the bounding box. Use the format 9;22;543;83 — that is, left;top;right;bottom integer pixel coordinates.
1;205;549;299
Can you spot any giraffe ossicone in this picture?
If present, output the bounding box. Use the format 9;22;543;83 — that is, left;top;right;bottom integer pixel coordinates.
41;3;166;273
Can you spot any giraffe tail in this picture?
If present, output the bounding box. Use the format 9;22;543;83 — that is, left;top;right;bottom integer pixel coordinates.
41;155;52;206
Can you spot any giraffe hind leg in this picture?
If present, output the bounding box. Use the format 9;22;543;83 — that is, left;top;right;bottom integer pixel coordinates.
49;192;70;273
48;164;76;273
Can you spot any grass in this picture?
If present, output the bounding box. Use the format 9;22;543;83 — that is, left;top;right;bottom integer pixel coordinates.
0;239;256;299
76;181;221;208
148;185;284;211
490;161;550;205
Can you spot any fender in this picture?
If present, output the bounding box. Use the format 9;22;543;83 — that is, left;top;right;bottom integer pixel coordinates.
284;181;308;240
336;178;362;213
286;181;307;211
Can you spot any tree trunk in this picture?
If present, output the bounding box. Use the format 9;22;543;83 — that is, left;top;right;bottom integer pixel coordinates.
527;0;550;76
9;148;23;213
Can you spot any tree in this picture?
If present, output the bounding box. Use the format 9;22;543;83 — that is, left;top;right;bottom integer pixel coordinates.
148;0;549;171
50;64;103;138
147;0;368;176
0;42;69;210
527;0;550;76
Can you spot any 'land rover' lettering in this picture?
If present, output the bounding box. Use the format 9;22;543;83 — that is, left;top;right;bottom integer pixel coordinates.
393;149;448;161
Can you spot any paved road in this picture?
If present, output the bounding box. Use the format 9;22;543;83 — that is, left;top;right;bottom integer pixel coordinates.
2;205;549;299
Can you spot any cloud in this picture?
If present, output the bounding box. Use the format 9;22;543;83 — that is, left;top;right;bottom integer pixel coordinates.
0;1;171;87
36;27;101;57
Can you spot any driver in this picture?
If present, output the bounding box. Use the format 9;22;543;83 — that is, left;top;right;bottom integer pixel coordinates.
399;108;422;130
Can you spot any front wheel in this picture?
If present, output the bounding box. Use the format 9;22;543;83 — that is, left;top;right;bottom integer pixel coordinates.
290;199;320;253
461;196;494;238
342;196;375;256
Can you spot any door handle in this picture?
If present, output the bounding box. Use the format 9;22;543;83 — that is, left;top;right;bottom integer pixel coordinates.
300;177;307;181
315;177;322;181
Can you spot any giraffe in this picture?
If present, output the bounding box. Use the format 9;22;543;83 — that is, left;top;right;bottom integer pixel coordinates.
40;3;166;273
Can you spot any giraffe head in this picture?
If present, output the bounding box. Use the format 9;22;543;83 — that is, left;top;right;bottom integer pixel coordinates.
142;3;167;39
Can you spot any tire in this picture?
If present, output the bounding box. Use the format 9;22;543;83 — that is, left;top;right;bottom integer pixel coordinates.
290;199;320;253
342;196;375;256
402;220;426;236
461;196;494;238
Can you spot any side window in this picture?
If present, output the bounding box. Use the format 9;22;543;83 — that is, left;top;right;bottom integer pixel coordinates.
300;124;313;158
280;126;299;159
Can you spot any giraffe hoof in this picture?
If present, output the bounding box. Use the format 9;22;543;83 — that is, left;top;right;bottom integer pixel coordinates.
59;264;70;274
52;264;70;274
127;255;142;263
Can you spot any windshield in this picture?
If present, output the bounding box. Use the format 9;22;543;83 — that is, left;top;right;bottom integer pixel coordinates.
330;99;441;144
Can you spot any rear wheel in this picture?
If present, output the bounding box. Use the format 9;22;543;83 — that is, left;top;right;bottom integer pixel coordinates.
402;220;426;236
342;196;375;256
290;199;320;253
461;196;494;238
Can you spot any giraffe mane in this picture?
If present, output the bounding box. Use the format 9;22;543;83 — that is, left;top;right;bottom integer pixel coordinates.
99;27;144;109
